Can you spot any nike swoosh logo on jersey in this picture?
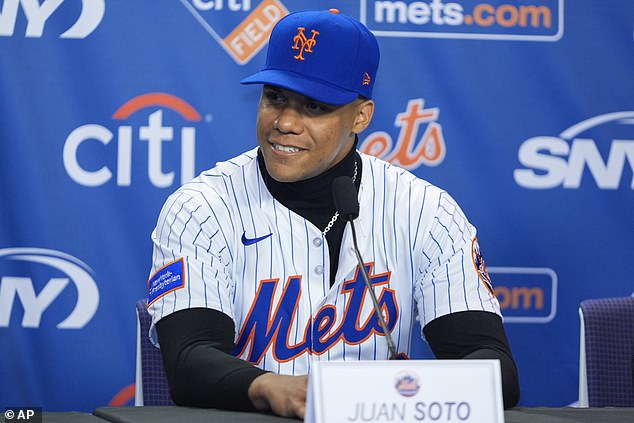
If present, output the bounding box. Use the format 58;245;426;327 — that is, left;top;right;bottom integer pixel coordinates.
241;231;273;246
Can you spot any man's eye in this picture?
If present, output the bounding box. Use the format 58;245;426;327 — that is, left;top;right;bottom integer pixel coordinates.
306;102;330;114
266;93;282;102
264;90;285;104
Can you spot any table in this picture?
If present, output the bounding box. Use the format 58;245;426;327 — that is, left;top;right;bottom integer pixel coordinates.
506;407;634;422
92;405;634;423
93;406;292;422
41;412;106;422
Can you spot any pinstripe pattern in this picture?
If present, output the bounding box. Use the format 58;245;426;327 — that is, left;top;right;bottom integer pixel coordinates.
147;148;501;374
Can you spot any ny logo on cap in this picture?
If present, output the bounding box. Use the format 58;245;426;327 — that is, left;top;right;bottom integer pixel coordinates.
292;27;319;61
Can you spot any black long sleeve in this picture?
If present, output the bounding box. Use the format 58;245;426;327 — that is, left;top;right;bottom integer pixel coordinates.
155;308;267;410
423;310;520;409
157;307;519;410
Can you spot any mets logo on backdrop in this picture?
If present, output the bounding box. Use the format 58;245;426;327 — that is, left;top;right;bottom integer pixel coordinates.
181;0;289;64
359;98;446;169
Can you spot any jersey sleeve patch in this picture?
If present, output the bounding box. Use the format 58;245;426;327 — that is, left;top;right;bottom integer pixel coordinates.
148;258;186;305
471;237;495;296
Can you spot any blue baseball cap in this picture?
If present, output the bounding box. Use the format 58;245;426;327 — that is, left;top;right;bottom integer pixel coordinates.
241;9;380;105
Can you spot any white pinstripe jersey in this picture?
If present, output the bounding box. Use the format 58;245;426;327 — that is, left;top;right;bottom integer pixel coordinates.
147;148;501;375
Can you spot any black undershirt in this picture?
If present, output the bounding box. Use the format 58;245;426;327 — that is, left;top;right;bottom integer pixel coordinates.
256;145;361;285
155;146;520;411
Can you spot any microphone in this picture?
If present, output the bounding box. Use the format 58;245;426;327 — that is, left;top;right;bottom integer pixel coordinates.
332;176;399;360
332;176;359;220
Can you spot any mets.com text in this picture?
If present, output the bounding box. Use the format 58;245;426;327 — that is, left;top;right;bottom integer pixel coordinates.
372;0;555;29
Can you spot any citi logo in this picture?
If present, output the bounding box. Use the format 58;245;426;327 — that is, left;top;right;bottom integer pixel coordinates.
514;111;634;190
190;0;252;12
359;98;446;169
63;93;202;188
0;0;105;38
0;248;99;329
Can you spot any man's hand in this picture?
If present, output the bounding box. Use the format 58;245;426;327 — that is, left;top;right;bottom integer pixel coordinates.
248;373;308;419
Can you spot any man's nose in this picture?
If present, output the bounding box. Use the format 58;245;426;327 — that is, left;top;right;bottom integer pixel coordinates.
274;105;303;134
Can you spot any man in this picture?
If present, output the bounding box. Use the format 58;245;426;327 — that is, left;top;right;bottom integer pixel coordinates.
147;9;519;419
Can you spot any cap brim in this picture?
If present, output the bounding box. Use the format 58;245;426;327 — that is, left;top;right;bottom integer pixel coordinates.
241;69;360;106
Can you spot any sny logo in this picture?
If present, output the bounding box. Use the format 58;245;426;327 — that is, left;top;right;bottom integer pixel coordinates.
292;26;319;60
0;248;99;328
514;111;634;190
0;0;104;38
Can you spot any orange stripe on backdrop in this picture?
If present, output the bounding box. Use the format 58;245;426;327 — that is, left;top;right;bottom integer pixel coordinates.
109;383;135;406
223;0;288;64
112;93;202;121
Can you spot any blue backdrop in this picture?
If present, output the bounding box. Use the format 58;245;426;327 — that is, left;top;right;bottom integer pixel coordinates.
1;0;633;411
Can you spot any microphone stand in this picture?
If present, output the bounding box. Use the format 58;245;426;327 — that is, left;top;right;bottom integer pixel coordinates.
333;174;403;360
346;217;398;360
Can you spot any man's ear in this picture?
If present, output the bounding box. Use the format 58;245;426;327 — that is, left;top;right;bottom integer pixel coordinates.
352;99;375;134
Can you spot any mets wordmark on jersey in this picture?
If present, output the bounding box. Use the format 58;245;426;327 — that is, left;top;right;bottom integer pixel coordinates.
147;149;500;375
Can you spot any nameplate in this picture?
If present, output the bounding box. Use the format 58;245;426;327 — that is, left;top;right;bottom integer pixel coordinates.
305;360;504;423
